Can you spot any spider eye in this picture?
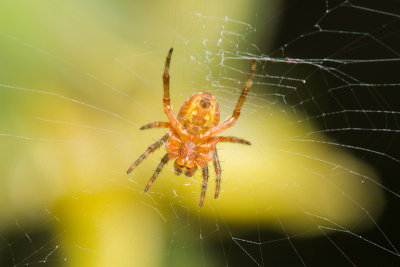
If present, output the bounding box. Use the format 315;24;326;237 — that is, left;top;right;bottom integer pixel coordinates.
198;97;211;109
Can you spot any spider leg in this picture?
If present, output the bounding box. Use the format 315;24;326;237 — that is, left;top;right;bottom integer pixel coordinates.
199;165;209;207
140;122;170;130
126;134;168;174
217;136;251;145
212;147;222;199
145;153;170;192
202;60;256;139
162;48;190;139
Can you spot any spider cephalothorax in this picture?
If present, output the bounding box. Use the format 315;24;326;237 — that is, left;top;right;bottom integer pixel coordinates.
127;48;256;207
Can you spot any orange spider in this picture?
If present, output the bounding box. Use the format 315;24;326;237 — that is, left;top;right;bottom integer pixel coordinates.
127;48;256;207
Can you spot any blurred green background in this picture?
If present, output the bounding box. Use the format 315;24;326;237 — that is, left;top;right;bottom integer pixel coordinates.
1;0;397;266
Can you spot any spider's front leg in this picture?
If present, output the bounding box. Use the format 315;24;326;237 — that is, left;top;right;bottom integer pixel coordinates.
145;153;170;192
127;134;169;174
212;136;251;198
199;165;209;207
212;147;222;199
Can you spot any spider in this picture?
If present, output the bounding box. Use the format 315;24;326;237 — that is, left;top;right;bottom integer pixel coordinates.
127;48;256;207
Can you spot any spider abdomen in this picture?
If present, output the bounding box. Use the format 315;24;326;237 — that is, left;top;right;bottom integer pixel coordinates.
177;93;220;134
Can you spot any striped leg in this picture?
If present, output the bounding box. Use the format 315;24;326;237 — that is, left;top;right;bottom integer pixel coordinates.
144;153;170;192
218;136;251;145
127;134;168;174
212;147;222;199
162;48;189;139
201;60;256;139
199;165;209;207
140;122;170;130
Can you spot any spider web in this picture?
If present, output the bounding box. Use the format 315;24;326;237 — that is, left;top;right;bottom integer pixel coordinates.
1;0;400;266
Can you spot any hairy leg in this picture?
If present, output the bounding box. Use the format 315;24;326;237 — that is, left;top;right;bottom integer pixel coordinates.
212;147;222;199
162;48;189;139
218;136;251;145
127;134;168;174
144;153;170;192
199;165;209;207
140;122;170;130
202;60;256;139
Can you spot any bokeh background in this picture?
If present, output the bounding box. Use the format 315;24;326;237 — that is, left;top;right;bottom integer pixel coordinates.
1;0;399;266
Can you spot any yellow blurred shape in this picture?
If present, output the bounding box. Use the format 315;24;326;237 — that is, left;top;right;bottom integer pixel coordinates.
56;193;163;267
149;100;384;234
